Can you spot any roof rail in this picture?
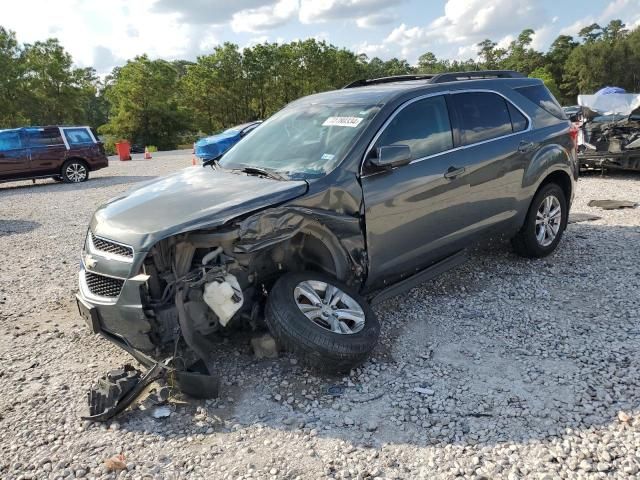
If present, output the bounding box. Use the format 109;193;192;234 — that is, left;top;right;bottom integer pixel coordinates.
343;74;436;89
429;70;525;83
343;70;525;89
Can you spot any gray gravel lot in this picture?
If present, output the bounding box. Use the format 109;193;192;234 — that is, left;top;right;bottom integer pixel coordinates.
0;150;639;479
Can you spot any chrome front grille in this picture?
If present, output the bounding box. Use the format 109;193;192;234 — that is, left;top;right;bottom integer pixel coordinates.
85;271;124;298
90;232;133;258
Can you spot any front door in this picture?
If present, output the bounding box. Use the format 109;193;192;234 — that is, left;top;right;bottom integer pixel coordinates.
361;94;477;290
25;127;68;177
0;130;29;180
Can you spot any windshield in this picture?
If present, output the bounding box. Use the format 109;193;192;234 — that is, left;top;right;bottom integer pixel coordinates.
219;103;380;179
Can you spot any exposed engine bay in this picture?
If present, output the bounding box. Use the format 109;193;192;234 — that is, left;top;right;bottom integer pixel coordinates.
577;91;640;171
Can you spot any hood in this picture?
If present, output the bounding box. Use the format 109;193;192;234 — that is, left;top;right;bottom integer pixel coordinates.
91;167;308;250
195;131;240;160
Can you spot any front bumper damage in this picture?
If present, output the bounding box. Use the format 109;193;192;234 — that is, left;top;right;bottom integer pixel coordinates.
77;201;369;420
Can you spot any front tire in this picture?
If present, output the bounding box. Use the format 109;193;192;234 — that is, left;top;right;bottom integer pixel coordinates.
61;160;89;183
265;272;380;373
512;183;568;258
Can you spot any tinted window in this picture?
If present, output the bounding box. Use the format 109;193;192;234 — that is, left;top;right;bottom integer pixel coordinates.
64;128;94;145
26;128;64;147
508;103;528;132
376;95;453;160
452;92;513;145
0;131;22;151
515;84;566;120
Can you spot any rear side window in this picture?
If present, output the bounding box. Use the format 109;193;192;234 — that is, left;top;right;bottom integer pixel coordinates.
64;128;94;145
451;92;512;145
515;84;566;120
508;103;528;132
0;131;22;151
376;95;453;160
26;128;64;147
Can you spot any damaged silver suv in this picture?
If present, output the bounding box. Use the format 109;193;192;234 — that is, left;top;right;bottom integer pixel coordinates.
77;71;577;381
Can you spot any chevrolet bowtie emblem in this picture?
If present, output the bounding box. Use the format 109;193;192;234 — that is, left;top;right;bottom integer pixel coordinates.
84;254;98;269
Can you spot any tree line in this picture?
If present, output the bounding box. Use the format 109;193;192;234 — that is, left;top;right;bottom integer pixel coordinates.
1;20;639;150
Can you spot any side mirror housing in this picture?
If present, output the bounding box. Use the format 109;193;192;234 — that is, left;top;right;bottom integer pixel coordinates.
369;145;412;169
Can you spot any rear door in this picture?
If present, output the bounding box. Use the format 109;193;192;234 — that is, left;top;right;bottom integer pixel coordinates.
0;130;29;179
361;94;476;289
447;90;532;234
25;127;68;176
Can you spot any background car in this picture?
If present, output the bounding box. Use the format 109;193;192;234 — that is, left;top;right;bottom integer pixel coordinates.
0;125;108;184
194;121;262;162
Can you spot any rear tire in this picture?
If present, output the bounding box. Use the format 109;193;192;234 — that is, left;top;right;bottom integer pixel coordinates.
265;272;380;373
61;159;89;183
512;183;568;258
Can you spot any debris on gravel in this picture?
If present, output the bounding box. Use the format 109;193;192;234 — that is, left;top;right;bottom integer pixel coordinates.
1;154;639;479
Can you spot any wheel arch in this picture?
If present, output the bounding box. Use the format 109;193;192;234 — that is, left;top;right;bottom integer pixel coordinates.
62;156;90;171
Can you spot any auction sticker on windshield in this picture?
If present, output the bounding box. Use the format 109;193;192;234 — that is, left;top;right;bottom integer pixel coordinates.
322;116;364;128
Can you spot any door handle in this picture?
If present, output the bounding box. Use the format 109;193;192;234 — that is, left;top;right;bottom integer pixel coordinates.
518;141;535;153
444;166;465;179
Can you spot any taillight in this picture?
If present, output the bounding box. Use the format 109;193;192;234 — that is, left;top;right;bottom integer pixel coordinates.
569;124;579;151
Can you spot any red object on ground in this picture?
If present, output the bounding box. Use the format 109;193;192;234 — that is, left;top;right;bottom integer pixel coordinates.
115;141;131;161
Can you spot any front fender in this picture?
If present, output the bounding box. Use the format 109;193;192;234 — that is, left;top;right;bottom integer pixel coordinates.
234;206;367;285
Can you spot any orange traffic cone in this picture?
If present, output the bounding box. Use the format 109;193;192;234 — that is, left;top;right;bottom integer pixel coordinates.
192;155;197;166
144;147;152;160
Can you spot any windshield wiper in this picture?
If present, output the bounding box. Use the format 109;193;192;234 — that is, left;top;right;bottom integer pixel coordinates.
202;153;224;168
237;166;289;181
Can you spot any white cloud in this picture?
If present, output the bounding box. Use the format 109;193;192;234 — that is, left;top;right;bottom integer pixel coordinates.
560;0;640;37
231;0;298;33
375;0;549;62
356;12;400;28
299;0;404;24
2;0;215;74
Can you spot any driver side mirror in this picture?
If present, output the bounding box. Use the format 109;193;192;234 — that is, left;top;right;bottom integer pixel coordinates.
369;145;412;169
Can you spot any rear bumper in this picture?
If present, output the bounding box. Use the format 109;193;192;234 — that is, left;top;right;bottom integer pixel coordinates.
90;155;109;171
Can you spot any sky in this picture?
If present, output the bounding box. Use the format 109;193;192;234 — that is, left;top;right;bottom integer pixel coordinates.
2;0;640;74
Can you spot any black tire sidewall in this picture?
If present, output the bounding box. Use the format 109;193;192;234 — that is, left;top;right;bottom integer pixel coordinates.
521;183;568;257
265;272;380;372
62;160;89;183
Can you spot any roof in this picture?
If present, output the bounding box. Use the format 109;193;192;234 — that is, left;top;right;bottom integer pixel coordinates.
292;71;540;107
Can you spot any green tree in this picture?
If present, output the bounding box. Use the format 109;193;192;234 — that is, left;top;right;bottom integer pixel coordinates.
21;39;97;125
0;26;25;127
101;55;187;149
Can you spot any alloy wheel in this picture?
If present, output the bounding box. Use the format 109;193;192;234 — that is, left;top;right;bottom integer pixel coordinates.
66;163;87;182
293;280;365;334
535;194;561;247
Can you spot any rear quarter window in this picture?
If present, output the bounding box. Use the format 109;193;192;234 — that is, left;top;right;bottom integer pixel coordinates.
64;128;94;145
515;84;567;120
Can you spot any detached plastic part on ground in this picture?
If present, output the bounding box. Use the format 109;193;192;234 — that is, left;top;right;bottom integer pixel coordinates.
83;359;219;422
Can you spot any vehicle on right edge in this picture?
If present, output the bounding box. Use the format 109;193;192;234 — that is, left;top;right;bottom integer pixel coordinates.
576;88;640;171
76;70;577;382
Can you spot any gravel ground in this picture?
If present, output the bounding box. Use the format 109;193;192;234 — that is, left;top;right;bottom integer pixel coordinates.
0;151;639;479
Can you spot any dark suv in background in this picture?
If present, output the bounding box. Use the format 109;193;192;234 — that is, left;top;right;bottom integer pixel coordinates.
0;126;108;184
77;70;577;378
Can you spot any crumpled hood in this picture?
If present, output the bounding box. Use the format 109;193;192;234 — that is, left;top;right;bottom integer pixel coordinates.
91;167;307;250
195;131;240;160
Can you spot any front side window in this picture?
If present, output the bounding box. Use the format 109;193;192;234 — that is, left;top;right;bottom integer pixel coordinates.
219;103;380;179
64;128;94;145
451;92;513;145
25;128;64;147
0;131;22;151
375;95;453;160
